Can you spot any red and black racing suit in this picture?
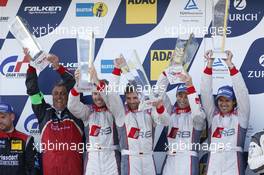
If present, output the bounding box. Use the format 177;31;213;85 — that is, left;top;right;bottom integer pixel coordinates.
25;64;84;175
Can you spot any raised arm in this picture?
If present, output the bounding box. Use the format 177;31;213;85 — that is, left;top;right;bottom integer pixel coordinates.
47;54;76;92
90;58;125;127
25;61;51;124
224;50;250;129
155;71;172;114
180;73;205;130
67;69;93;125
200;50;216;126
151;100;170;127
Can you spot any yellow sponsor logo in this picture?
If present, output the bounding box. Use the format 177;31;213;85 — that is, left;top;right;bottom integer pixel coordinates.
93;2;108;17
126;0;157;24
150;50;173;80
11;140;22;151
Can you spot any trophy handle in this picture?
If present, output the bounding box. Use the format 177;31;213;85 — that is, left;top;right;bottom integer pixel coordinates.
182;33;194;67
222;0;230;52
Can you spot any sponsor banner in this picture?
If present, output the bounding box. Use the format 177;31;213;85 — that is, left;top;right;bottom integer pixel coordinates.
126;0;157;24
101;59;114;73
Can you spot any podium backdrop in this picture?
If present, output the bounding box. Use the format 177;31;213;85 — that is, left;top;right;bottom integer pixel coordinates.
0;0;263;174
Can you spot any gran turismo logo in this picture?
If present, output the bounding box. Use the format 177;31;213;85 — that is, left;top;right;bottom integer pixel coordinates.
233;0;247;11
184;0;198;10
0;56;29;78
24;114;40;135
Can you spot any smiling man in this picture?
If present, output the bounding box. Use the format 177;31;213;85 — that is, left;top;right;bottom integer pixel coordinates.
24;52;84;175
155;70;205;175
200;50;250;175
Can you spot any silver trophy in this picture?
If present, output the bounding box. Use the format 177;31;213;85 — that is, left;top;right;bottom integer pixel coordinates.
165;33;199;85
120;50;161;110
211;0;230;59
9;16;49;71
76;32;95;92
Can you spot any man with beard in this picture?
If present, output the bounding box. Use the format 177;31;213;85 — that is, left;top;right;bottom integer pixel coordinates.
24;50;84;175
67;67;123;175
111;57;170;175
200;50;250;175
0;103;36;175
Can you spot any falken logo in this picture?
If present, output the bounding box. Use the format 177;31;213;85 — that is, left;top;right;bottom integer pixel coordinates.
24;114;40;135
48;62;78;71
24;6;62;15
234;0;247;11
0;56;29;78
212;127;235;138
184;0;198;10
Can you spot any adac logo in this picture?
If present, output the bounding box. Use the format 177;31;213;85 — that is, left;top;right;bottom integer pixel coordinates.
184;0;198;10
0;56;29;78
24;114;40;135
150;50;173;80
126;0;157;24
233;0;247;11
76;2;108;17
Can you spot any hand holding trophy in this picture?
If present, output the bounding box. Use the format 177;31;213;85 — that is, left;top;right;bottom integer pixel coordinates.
211;0;230;59
76;31;95;92
165;33;199;85
9;16;49;71
117;50;161;110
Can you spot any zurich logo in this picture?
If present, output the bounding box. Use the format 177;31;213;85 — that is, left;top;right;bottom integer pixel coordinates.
234;0;247;11
184;0;198;10
259;55;264;67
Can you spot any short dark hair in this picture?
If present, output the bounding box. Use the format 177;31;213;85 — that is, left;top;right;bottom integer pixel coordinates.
124;83;137;96
52;80;68;93
54;80;66;88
